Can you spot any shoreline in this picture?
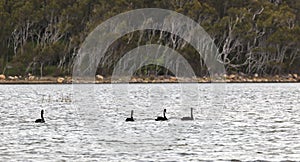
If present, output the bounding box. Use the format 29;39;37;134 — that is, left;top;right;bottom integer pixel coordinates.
1;81;300;84
1;74;300;84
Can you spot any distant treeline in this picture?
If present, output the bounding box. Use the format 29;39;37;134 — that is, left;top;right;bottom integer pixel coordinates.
0;0;300;77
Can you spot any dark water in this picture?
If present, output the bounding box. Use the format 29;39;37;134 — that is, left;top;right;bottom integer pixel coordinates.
0;83;300;161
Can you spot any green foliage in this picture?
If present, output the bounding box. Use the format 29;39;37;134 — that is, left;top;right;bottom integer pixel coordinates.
0;0;300;76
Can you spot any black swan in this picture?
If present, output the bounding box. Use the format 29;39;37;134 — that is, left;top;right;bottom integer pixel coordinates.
125;110;134;122
155;109;168;121
181;108;194;120
35;110;45;123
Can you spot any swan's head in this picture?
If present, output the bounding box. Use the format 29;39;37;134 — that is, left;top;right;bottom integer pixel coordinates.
163;109;166;113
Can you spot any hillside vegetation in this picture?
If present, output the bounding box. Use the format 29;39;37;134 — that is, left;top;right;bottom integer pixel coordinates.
0;0;300;77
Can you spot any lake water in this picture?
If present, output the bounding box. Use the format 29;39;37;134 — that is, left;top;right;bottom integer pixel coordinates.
0;83;300;161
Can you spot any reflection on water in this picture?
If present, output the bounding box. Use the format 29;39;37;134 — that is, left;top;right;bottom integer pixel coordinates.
0;83;300;161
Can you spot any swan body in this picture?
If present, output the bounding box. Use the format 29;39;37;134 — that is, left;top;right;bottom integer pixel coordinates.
125;110;134;121
181;108;194;120
155;109;168;121
35;110;45;123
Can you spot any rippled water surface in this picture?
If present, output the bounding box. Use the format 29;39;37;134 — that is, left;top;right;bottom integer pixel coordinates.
1;83;300;161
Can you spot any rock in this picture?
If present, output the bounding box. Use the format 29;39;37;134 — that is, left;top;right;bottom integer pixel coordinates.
254;73;258;77
28;76;35;81
246;78;253;82
149;75;155;81
201;77;209;82
288;78;296;82
169;76;177;82
293;74;298;79
239;72;246;76
66;77;72;83
57;77;64;83
0;74;5;80
164;79;170;82
131;78;137;82
8;76;14;80
96;75;104;81
229;74;236;79
158;76;164;80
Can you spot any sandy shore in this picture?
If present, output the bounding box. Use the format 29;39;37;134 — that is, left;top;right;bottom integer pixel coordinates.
1;74;300;84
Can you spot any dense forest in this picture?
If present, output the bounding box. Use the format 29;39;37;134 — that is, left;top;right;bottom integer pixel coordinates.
1;0;300;77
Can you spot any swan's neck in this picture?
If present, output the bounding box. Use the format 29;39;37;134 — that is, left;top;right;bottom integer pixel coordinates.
191;109;193;119
41;112;44;120
163;111;166;118
131;111;133;118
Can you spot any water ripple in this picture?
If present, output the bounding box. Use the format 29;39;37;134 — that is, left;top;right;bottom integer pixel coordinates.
0;84;300;161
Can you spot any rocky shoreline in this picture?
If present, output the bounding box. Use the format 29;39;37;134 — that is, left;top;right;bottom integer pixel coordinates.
1;73;300;84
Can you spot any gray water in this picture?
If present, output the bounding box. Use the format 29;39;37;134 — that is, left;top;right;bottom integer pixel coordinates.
1;83;300;161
